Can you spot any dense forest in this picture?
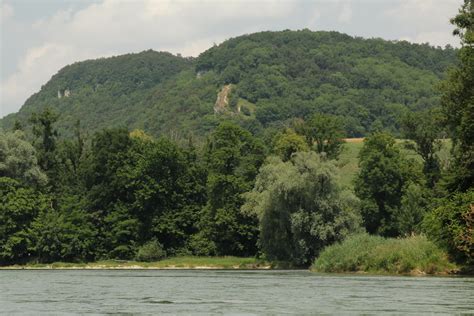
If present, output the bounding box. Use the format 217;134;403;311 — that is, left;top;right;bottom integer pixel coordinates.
1;30;457;140
0;1;473;270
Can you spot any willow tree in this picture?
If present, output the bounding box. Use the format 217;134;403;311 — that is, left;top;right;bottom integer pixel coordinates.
243;152;361;265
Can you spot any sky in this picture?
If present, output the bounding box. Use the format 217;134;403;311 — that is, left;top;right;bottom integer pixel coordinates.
0;0;463;118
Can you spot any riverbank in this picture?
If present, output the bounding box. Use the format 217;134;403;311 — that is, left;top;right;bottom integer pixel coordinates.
0;256;272;270
3;253;469;275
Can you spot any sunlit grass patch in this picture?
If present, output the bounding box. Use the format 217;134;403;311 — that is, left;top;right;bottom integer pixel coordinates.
312;234;455;275
1;256;270;270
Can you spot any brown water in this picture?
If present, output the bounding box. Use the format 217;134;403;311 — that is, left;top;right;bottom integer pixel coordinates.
1;270;473;314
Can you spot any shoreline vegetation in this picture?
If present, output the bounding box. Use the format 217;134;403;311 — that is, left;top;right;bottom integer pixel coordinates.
311;234;459;276
0;257;272;270
2;250;470;276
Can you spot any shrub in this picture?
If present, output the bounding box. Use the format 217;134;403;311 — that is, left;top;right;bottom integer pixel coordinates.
135;240;166;262
312;233;454;274
423;190;474;264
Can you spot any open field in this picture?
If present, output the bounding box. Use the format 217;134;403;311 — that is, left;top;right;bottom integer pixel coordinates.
337;138;452;189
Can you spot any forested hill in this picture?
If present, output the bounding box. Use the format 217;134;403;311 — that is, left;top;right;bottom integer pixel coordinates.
0;30;457;138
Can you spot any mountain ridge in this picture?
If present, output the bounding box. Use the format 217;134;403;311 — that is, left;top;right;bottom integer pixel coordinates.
1;30;458;139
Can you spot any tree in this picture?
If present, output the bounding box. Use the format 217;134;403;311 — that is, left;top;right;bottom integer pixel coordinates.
0;178;49;264
0;130;47;187
273;128;309;161
355;133;421;236
401;109;442;188
423;190;474;264
243;152;361;265
441;0;474;192
199;122;265;256
422;0;474;265
29;108;59;178
121;134;207;254
28;206;97;263
84;128;133;213
298;114;345;159
102;202;140;260
55;120;85;190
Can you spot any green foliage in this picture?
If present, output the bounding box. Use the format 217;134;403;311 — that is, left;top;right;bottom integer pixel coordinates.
297;113;345;159
0;178;49;264
395;183;430;236
2;51;192;138
122;134;207;254
313;233;454;274
200;122;265;256
102;203;140;260
355;133;422;236
401;109;443;188
0;130;47;187
243;152;361;265
135;239;166;262
28;207;97;263
84;128;133;212
188;232;217;256
272;128;308;161
441;0;474;192
0;29;467;270
423;190;474;264
1;31;457;140
29;108;59;181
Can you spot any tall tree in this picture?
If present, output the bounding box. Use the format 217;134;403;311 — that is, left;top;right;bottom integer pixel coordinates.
441;0;474;192
401;109;442;188
355;133;421;236
199;122;265;256
121;133;207;254
422;0;474;265
297;114;345;159
29;108;59;178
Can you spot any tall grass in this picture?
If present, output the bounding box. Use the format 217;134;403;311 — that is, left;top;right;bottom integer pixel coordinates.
312;234;455;274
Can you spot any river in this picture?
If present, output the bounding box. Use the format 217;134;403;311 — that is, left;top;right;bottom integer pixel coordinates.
1;270;473;314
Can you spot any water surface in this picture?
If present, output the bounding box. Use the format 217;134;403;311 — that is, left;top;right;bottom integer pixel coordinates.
1;270;473;314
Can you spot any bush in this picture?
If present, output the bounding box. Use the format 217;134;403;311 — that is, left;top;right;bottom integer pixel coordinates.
135;240;166;262
188;233;217;256
423;190;474;264
312;233;454;274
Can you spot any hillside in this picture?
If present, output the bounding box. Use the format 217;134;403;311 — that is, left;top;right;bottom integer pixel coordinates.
0;30;457;139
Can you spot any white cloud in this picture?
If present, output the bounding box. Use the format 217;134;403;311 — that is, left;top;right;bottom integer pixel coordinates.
0;3;14;23
1;0;295;117
384;0;461;46
338;3;352;23
400;31;459;48
0;0;465;117
1;42;101;116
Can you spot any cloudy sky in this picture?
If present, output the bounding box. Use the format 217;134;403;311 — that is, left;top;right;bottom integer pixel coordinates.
0;0;463;117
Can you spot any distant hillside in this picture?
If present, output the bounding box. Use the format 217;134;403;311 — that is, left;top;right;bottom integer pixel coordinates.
1;30;457;138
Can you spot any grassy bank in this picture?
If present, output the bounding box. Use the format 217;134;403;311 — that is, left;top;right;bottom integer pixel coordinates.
312;234;456;275
1;256;271;270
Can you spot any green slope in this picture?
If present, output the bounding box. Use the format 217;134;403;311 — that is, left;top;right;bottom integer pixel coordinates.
1;30;457;139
